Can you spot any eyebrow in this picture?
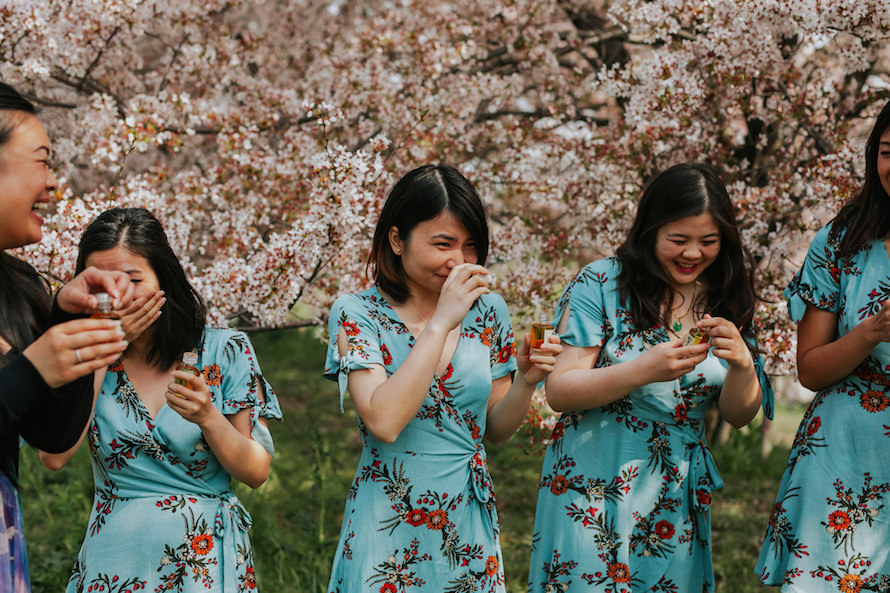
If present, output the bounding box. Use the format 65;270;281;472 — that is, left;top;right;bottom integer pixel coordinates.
431;232;458;241
666;232;720;239
33;145;50;156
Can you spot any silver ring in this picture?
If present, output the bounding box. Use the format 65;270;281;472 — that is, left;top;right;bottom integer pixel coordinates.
75;348;83;363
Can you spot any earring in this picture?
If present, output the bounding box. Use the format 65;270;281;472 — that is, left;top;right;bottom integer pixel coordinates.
394;247;401;255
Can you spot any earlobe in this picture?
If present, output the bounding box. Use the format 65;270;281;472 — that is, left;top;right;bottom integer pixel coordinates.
388;226;402;255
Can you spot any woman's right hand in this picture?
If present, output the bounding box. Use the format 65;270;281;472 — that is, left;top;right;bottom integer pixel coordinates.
430;263;490;331
637;339;710;383
116;290;165;342
864;300;890;344
23;319;128;388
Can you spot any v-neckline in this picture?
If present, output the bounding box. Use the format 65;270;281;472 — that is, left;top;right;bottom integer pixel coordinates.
375;288;463;378
117;364;168;423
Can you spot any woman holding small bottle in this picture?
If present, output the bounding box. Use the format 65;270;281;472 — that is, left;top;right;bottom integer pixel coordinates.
527;163;773;592
0;81;133;592
40;207;282;592
324;164;561;592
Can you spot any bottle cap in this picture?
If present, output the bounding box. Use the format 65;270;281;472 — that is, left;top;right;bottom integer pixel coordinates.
182;351;198;365
95;292;113;313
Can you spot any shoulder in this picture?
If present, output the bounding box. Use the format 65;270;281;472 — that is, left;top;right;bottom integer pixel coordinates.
200;326;252;355
331;288;379;316
571;257;620;288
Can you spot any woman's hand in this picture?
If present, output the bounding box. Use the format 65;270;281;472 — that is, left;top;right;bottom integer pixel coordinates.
117;290;165;342
56;266;135;313
22;319;128;388
166;369;220;428
698;314;753;370
638;339;710;383
429;263;490;331
863;300;890;344
516;333;562;385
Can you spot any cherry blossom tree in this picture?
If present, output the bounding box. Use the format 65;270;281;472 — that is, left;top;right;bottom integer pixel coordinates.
2;0;889;380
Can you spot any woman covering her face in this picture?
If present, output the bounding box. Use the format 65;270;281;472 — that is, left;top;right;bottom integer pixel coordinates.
40;207;282;592
324;164;561;591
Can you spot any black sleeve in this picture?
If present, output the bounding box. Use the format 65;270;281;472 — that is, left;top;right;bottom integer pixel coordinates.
0;296;95;453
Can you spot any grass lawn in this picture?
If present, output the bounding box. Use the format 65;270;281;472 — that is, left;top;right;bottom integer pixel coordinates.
21;328;804;592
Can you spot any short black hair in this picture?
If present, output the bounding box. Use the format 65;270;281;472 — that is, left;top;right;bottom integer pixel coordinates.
76;208;206;370
367;164;489;302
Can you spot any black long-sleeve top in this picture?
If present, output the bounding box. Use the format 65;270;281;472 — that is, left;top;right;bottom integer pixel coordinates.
0;301;94;481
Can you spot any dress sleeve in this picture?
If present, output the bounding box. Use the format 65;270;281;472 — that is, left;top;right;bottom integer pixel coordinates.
784;224;841;323
748;336;775;421
323;294;384;411
487;295;518;380
553;260;611;349
212;329;282;456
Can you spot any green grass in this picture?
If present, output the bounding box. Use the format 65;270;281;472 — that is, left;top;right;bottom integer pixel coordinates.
21;328;804;592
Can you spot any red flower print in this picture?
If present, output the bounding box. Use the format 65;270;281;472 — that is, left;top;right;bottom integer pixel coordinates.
550;421;565;441
108;359;124;373
191;533;214;556
806;416;821;436
380;584;397;593
673;404;688;422
769;503;784;528
485;555;499;577
839;573;863;593
243;565;257;589
480;327;494;347
655;520;675;539
695;489;712;506
202;363;222;386
381;343;392;366
406;508;427;526
550;475;569;496
425;509;448;530
342;321;360;336
497;345;512;363
860;390;888;413
607;562;631;583
827;510;851;531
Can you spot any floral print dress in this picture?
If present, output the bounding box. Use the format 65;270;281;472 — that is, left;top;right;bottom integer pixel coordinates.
527;257;773;593
324;287;517;593
65;327;282;593
757;224;890;592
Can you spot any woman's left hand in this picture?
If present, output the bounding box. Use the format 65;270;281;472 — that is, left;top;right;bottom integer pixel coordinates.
516;333;562;385
166;369;219;427
697;314;752;370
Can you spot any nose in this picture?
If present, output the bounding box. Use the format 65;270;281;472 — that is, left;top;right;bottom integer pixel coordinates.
46;168;58;192
683;243;702;258
447;248;465;268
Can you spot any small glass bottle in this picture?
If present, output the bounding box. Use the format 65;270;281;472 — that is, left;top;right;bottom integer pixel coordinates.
91;292;122;332
530;312;553;355
683;327;709;346
175;351;200;386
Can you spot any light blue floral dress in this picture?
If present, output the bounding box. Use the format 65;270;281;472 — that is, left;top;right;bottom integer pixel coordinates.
66;327;281;593
528;257;773;593
756;224;890;591
324;287;517;593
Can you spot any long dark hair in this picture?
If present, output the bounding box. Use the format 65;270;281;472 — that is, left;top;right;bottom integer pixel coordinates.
615;163;756;333
367;164;489;303
0;81;51;365
76;208;206;370
830;100;890;257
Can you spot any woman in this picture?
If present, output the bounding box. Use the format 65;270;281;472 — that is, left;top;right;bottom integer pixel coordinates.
0;81;132;591
324;164;560;592
756;101;890;591
528;163;773;592
41;208;282;592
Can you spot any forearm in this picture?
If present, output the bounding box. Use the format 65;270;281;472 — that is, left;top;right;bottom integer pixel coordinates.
357;323;450;442
545;358;650;412
798;320;878;391
717;362;762;428
485;375;536;445
200;412;271;488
